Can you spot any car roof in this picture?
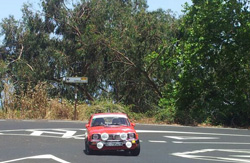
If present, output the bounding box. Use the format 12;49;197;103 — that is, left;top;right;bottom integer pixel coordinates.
92;113;128;118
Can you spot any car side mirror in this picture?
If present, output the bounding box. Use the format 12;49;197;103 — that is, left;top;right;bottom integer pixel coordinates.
85;124;90;128
131;123;135;127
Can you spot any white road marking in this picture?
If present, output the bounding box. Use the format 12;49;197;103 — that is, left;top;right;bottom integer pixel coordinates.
48;120;86;123
164;136;219;140
0;133;79;139
172;149;250;163
1;128;250;142
136;130;250;138
231;155;250;158
0;128;85;139
0;154;70;163
0;128;86;132
28;129;77;138
149;140;167;143
62;131;77;138
172;141;250;145
0;120;6;121
0;128;249;138
30;131;44;136
138;123;245;131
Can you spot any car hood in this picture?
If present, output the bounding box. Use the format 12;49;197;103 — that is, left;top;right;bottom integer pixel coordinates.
88;126;136;134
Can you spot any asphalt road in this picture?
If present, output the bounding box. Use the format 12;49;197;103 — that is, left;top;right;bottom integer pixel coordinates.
0;119;250;163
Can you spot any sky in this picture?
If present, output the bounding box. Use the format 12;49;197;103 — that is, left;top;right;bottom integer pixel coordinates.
0;0;192;21
147;0;191;13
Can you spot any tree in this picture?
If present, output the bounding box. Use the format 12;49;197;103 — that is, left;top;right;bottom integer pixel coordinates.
174;0;250;126
0;0;180;113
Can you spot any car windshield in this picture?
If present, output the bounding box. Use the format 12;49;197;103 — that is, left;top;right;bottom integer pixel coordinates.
91;115;130;127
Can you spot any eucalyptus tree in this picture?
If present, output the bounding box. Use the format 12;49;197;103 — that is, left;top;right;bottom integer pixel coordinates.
40;0;178;111
0;4;60;94
0;0;180;113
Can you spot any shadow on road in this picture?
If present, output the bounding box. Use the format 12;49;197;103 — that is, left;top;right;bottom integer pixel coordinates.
83;150;138;157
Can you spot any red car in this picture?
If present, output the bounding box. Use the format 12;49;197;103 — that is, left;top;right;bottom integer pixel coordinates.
84;113;140;156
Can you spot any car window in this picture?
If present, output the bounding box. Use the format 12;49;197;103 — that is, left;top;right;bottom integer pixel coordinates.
91;116;130;127
111;117;129;125
91;118;105;127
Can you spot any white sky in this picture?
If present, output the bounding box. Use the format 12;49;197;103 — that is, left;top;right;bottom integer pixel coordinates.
0;0;192;21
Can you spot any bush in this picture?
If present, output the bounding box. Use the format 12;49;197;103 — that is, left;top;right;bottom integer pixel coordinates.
0;110;5;119
156;98;176;123
46;98;74;120
84;100;126;118
19;82;49;119
1;82;146;122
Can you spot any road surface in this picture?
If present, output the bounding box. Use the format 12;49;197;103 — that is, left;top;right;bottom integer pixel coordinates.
0;120;250;163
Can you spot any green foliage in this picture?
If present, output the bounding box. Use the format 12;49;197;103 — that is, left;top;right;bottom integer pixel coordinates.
0;60;7;75
84;99;127;118
156;99;176;123
1;0;250;127
172;0;250;126
0;0;179;113
156;82;178;123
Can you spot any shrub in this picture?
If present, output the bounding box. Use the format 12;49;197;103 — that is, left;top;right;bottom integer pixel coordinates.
0;110;5;119
18;82;49;119
46;98;74;120
84;100;126;118
156;98;176;123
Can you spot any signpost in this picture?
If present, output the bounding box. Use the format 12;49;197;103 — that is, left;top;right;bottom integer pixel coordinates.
63;77;88;120
63;77;88;83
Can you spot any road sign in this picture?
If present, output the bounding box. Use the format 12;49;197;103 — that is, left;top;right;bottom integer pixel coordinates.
63;77;88;83
62;76;88;120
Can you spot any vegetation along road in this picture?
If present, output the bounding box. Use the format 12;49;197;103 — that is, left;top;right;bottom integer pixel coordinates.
1;0;250;127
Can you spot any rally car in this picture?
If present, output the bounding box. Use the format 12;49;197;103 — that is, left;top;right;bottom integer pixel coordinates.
84;113;140;156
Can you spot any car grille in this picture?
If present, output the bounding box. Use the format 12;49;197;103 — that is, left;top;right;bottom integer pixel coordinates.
108;134;121;140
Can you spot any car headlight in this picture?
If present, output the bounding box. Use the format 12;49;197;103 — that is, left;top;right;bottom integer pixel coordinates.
92;134;100;140
97;142;104;149
120;133;128;140
128;133;135;139
101;133;109;141
126;141;132;148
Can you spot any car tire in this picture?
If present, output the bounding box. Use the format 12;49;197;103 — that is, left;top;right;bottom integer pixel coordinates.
130;144;140;156
85;140;93;155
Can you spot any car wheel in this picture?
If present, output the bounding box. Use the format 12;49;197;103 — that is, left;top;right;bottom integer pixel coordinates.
130;144;140;156
85;140;93;155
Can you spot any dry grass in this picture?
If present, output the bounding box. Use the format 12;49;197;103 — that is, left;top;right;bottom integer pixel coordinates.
45;98;89;120
1;82;78;120
0;82;157;123
0;82;128;121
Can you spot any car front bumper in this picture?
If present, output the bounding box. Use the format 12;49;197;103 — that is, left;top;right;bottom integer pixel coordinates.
88;139;140;151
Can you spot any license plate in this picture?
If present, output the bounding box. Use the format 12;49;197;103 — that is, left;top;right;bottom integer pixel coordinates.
105;142;123;147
